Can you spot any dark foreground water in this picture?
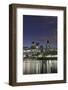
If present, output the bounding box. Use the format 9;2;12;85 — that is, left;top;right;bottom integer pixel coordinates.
23;59;57;74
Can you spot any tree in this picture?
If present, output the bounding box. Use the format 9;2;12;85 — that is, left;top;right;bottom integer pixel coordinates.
31;41;36;49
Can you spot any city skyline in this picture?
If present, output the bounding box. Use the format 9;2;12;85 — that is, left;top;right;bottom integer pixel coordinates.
23;15;57;48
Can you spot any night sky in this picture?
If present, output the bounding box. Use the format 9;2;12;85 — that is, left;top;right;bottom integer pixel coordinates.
23;15;57;48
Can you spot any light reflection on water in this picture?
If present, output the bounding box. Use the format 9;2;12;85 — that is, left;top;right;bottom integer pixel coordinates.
23;59;57;75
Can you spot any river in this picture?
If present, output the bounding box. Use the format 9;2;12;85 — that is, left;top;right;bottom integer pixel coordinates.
23;59;57;75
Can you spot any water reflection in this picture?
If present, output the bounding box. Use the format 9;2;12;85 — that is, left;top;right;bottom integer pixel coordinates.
23;59;57;74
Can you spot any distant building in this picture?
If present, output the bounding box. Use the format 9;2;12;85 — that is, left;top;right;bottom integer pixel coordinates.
23;47;31;58
46;40;50;49
23;40;57;58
